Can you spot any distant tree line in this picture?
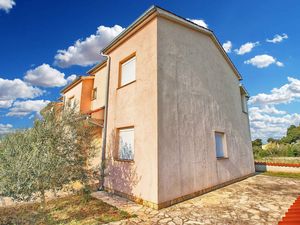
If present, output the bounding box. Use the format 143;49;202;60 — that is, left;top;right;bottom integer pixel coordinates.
252;124;300;159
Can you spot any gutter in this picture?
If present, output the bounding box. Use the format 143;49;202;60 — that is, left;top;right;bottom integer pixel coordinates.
99;52;111;190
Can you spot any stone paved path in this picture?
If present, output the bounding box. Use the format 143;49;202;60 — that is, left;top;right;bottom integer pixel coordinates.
92;174;300;225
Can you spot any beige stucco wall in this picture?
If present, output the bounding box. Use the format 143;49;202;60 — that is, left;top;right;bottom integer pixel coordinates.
104;18;158;203
92;66;107;110
156;17;255;204
63;82;82;112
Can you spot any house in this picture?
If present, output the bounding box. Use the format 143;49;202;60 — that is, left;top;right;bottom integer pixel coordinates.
59;5;255;209
60;75;105;171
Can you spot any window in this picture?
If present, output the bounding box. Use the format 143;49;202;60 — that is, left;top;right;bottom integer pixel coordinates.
215;132;227;158
118;127;134;160
241;94;248;113
119;55;136;87
92;88;97;100
68;96;75;108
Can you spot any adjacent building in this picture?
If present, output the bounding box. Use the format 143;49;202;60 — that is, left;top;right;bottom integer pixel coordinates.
59;6;255;209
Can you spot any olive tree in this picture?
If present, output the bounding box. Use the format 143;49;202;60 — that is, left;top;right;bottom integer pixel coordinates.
0;105;96;209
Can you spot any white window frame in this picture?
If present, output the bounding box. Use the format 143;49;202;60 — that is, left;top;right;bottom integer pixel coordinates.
119;54;136;87
214;131;228;159
118;127;135;161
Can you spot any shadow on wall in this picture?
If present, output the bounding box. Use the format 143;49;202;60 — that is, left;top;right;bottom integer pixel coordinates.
104;131;141;196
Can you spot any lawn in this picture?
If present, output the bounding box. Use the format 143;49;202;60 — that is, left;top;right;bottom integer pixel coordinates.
262;171;300;179
0;195;131;225
255;157;300;164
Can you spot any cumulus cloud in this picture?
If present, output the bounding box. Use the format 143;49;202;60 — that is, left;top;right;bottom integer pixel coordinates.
276;61;284;67
248;77;300;140
266;33;288;43
0;78;43;103
249;106;300;141
24;64;76;87
6;100;50;117
244;54;283;68
66;74;77;83
187;18;208;28
0;100;13;108
234;41;259;55
54;25;124;68
222;41;232;53
0;0;15;12
0;123;13;136
249;77;300;105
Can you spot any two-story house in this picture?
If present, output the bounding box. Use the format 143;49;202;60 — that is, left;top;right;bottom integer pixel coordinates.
59;5;255;209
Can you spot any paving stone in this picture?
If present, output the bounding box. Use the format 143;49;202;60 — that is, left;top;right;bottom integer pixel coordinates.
92;175;300;225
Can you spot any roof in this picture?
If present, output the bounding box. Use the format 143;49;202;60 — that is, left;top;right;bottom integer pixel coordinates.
60;76;94;94
100;5;242;80
87;59;107;75
240;84;250;97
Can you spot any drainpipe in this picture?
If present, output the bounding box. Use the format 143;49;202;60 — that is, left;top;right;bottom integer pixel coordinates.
99;53;111;191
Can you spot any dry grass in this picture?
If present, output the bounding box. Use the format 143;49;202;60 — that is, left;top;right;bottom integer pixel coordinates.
0;195;131;225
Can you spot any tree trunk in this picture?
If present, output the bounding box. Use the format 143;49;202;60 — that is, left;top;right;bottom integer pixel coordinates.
40;189;46;211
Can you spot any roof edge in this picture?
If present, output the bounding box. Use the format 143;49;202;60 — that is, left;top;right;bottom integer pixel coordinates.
60;76;94;94
87;59;107;75
100;5;242;80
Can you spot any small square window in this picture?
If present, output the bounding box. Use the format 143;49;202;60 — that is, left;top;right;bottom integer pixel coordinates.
215;132;227;158
67;96;75;108
118;127;134;160
120;55;136;87
92;88;97;100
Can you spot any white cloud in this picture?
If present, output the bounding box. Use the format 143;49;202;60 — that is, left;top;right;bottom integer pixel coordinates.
6;100;50;117
249;106;300;141
266;33;288;43
66;74;77;83
0;99;13;108
222;41;232;53
0;123;13;136
234;41;259;55
187;18;208;28
248;77;300;140
0;0;15;12
276;61;284;67
24;64;76;87
244;54;283;68
54;25;124;68
249;77;300;105
0;78;43;102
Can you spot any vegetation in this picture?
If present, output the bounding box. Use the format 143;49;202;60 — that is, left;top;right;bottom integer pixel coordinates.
0;105;97;210
0;195;131;225
262;171;300;180
252;124;300;160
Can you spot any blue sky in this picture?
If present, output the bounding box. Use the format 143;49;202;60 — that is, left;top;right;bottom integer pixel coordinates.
0;0;300;141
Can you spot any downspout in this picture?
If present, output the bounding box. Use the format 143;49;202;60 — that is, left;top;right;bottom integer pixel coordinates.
99;53;111;191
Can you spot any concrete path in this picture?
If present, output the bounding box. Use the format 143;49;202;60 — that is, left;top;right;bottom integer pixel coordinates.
92;174;300;225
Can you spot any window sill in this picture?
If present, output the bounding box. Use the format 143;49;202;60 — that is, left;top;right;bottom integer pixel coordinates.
117;80;136;90
114;159;134;163
217;157;229;160
242;111;248;114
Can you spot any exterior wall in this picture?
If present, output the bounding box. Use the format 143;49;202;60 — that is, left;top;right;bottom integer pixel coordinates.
91;66;107;110
80;79;94;114
63;82;83;112
104;17;158;204
157;17;255;204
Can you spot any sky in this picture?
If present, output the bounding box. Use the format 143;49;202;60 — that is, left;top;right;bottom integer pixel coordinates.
0;0;300;141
